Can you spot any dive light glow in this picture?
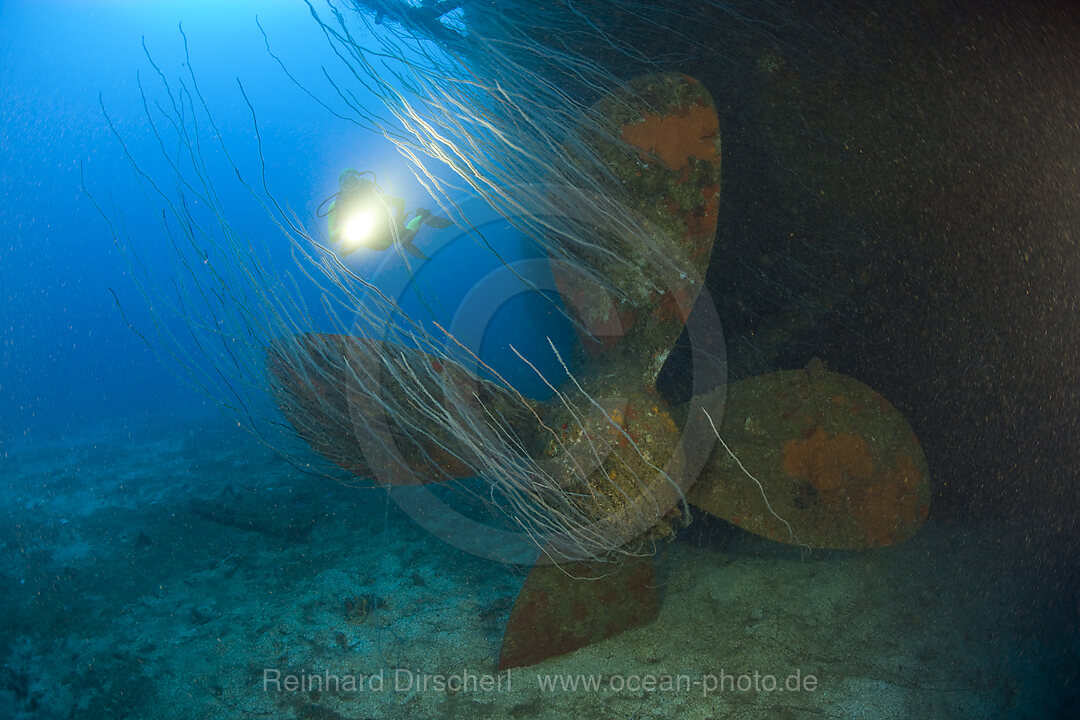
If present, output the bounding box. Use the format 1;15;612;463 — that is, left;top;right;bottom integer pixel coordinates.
342;208;379;249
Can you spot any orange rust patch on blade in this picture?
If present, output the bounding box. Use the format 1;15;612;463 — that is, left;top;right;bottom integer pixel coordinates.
847;454;930;546
782;428;873;502
620;104;719;172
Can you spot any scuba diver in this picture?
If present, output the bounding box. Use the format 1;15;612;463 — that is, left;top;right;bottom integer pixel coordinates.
319;169;454;260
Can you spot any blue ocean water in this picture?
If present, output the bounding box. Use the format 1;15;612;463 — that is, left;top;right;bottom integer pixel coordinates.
1;1;330;437
0;0;572;442
1;1;1078;719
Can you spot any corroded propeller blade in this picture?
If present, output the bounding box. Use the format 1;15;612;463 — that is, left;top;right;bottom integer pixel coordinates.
549;72;721;365
687;360;931;549
267;333;537;484
499;551;658;670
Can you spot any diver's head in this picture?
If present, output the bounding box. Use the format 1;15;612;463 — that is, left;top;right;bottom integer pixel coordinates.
339;168;376;193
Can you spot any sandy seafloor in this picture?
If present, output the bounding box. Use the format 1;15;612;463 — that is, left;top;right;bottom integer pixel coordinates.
1;415;1076;720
